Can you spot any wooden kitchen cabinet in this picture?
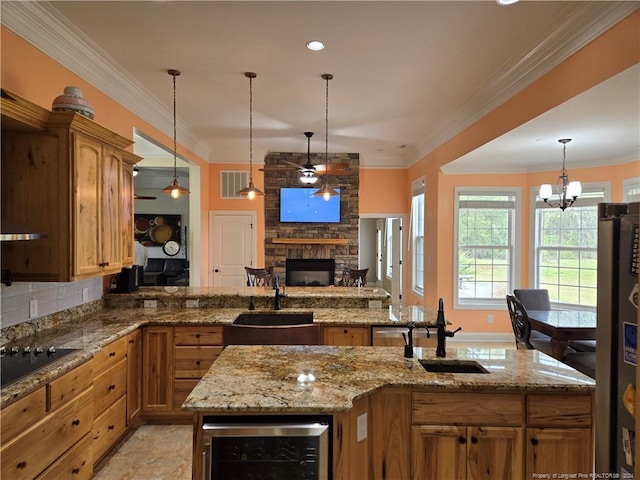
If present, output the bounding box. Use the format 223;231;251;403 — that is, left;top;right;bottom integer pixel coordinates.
1;92;141;282
323;325;369;346
127;328;142;423
142;326;174;413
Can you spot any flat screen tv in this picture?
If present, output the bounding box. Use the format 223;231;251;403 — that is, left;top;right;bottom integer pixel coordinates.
280;187;341;223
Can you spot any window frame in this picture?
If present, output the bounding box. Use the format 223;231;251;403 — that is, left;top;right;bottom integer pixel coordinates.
528;181;610;310
623;176;640;202
453;186;521;310
411;178;425;297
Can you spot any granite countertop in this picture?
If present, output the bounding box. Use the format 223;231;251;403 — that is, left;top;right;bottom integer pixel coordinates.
183;345;596;413
0;304;434;406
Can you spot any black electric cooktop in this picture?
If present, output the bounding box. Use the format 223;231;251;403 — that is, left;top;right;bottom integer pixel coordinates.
0;347;79;387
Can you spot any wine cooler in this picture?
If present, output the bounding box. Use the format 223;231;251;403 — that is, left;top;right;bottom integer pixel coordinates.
201;415;331;480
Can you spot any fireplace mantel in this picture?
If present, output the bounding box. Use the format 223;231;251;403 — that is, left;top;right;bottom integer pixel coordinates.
272;238;349;245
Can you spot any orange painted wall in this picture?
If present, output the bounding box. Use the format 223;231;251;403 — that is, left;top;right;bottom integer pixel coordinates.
359;168;408;214
403;10;639;334
1;26;212;285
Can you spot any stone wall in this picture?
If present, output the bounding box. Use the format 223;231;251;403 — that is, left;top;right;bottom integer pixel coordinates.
264;151;360;279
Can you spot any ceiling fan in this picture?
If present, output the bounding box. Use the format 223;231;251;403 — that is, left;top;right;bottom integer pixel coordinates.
134;193;157;200
260;132;350;182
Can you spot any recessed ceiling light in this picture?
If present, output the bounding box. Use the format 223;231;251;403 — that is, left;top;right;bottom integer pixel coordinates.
496;0;519;4
306;40;325;51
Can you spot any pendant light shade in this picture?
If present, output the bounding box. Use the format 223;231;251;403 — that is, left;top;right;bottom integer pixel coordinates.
162;69;190;198
313;73;339;201
539;138;581;211
237;72;264;199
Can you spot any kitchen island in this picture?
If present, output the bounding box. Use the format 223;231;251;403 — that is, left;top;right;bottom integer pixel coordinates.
184;344;595;479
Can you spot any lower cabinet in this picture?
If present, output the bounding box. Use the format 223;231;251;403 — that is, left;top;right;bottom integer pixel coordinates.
411;425;523;480
323;326;369;346
127;328;142;423
142;326;174;413
36;431;93;480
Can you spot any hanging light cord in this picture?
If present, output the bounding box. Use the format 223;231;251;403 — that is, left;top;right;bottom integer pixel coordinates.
249;73;254;183
172;71;178;180
325;73;329;178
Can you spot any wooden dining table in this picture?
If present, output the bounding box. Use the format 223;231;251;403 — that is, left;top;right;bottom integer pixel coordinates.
527;309;597;359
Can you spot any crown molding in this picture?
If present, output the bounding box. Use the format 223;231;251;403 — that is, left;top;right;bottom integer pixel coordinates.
413;2;639;166
1;1;211;162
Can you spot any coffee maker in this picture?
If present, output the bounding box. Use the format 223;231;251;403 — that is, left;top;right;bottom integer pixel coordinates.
115;266;141;293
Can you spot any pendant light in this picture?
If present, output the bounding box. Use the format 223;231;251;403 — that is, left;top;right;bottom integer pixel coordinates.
313;73;339;201
539;138;581;211
237;72;264;199
162;69;189;199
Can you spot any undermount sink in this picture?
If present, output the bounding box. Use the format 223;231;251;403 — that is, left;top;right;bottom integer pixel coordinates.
419;359;489;374
233;311;313;326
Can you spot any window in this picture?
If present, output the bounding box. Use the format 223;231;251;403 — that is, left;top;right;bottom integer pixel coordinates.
411;178;425;295
533;185;607;308
385;218;393;279
455;189;519;308
623;177;640;202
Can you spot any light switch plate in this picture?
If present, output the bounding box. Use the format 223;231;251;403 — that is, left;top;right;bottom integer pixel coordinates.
29;299;38;318
356;413;367;442
185;299;199;308
144;300;158;308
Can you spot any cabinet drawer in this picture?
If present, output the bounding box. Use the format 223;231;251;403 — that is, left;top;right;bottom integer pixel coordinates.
413;392;524;426
0;386;47;444
36;432;93;480
527;394;592;427
49;360;93;411
174;326;223;346
1;387;93;480
94;359;127;416
93;336;127;375
322;326;370;346
174;379;199;410
93;394;127;463
174;346;221;378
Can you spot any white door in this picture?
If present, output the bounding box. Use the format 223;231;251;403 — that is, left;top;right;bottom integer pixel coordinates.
209;211;256;287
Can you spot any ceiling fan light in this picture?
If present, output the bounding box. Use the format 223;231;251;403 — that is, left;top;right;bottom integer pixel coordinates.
300;174;318;184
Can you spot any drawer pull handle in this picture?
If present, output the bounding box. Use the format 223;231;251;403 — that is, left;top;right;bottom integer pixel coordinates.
531;438;538;446
196;361;201;365
343;329;348;334
72;467;80;475
470;436;478;444
16;461;27;469
108;384;116;391
72;419;81;426
457;436;466;444
109;351;116;357
129;339;135;344
108;424;115;430
195;334;201;338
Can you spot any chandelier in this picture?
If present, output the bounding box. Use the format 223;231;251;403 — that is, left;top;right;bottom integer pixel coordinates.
162;69;190;199
237;72;264;199
539;138;581;211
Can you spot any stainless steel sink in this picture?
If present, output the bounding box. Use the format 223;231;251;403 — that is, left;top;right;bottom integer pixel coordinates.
419;359;489;374
233;312;313;326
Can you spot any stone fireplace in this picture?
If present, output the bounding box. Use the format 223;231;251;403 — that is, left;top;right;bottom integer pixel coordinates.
286;258;335;286
263;151;360;279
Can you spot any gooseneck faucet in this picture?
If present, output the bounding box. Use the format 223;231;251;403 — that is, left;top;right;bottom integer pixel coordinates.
436;298;462;357
404;323;416;358
273;273;285;310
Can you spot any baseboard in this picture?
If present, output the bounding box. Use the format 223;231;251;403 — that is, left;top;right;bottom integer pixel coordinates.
448;332;514;343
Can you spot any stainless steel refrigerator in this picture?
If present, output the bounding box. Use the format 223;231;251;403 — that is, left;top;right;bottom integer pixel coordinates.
596;202;639;476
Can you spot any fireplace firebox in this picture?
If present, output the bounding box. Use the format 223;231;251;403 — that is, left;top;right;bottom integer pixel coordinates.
286;259;335;287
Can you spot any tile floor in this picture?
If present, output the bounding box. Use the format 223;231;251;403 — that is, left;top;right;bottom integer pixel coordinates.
93;424;192;480
95;342;517;479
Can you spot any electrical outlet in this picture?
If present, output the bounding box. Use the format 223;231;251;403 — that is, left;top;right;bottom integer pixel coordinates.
368;300;382;309
29;299;38;318
356;413;368;442
82;287;89;302
144;300;158;308
185;299;199;308
486;314;493;324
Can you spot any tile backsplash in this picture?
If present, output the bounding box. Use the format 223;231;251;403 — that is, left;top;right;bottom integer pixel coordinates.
0;277;103;328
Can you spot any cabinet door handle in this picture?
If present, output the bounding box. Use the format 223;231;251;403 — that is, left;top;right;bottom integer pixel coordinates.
16;461;27;469
196;360;201;365
470;436;478;444
108;424;115;430
72;467;80;475
343;329;348;334
108;384;116;391
457;436;466;444
109;351;116;357
195;334;201;338
531;438;538;446
72;419;81;426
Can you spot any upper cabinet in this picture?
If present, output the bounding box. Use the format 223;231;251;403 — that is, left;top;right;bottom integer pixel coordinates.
1;90;141;282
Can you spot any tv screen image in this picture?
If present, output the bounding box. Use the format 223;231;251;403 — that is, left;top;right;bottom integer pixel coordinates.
280;187;341;223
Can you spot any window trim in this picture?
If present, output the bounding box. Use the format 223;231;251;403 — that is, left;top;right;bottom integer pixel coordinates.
411;177;425;297
623;176;640;202
528;181;610;309
454;186;521;310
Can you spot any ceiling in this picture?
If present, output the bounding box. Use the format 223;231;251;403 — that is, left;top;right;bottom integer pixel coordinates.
4;1;638;173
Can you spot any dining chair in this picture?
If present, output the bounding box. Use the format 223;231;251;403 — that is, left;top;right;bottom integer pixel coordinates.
340;267;369;287
505;294;555;356
513;288;551;310
563;351;596;379
245;266;274;287
223;324;322;347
